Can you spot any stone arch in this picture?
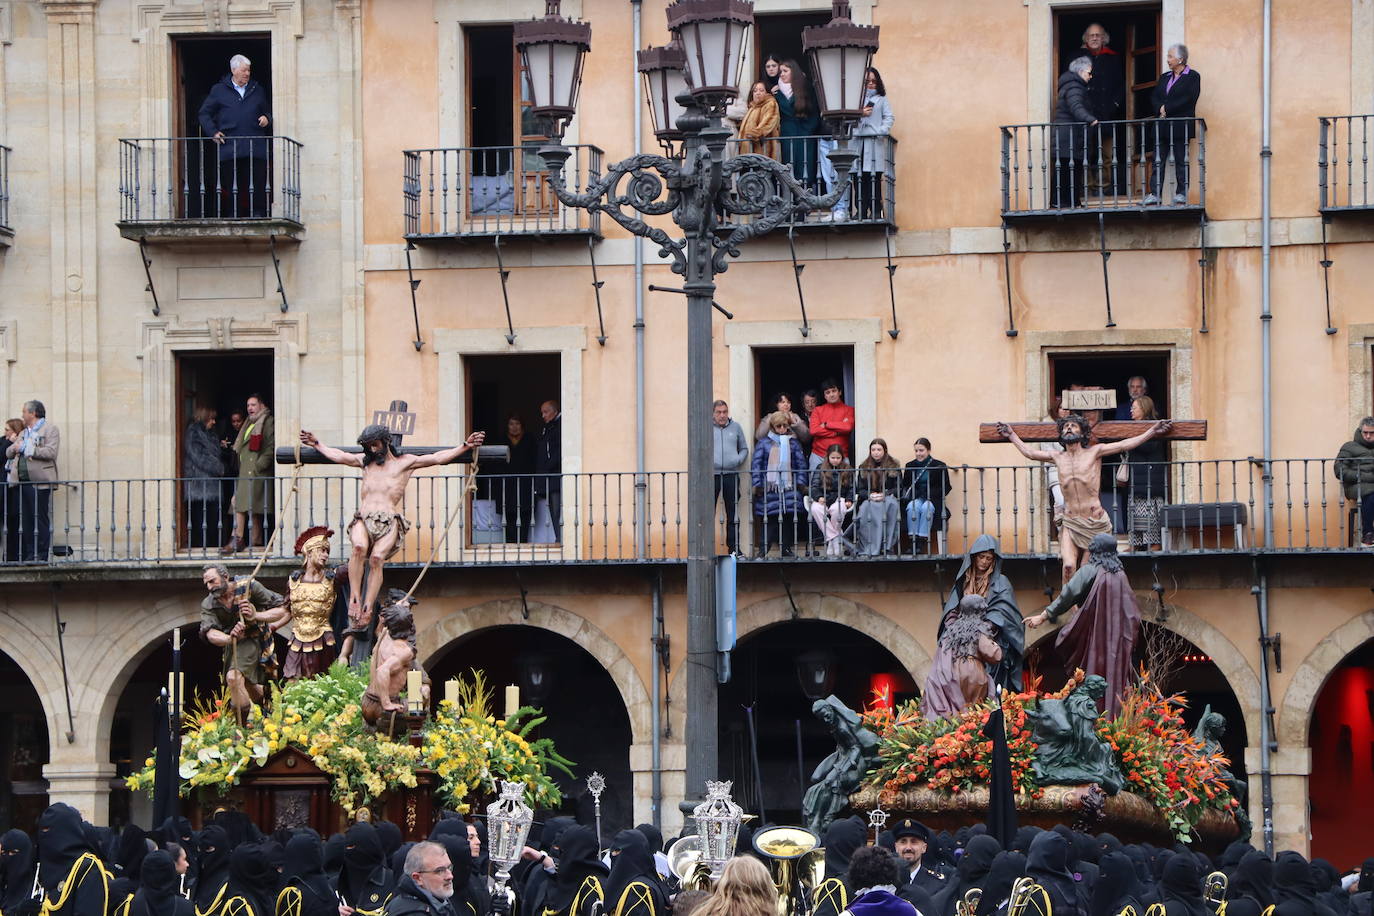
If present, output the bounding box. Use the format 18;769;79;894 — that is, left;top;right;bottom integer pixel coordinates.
1026;599;1262;738
0;608;63;745
1276;607;1374;748
420;598;653;746
668;592;933;739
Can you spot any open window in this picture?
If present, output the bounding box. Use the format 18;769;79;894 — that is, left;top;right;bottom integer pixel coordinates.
1054;6;1161;120
172;34;272;218
753;11;831;81
464;25;554;220
464;354;561;546
175;350;274;551
1048;351;1170;419
754;344;855;453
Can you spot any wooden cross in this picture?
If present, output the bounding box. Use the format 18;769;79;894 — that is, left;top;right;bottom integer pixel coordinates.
978;420;1207;444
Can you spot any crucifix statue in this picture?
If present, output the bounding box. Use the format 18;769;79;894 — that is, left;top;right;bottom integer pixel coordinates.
984;415;1205;581
288;402;501;645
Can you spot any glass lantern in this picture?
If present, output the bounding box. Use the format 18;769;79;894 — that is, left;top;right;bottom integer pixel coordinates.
514;1;592;133
802;0;880;125
665;0;754;110
692;780;744;876
638;43;691;146
486;779;535;886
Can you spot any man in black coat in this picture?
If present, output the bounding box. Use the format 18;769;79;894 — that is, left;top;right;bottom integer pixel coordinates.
197;53;273;217
891;819;949;904
385;841;456;915
1080;23;1128;195
534;399;563;542
1145;43;1202;206
1051;57;1099;209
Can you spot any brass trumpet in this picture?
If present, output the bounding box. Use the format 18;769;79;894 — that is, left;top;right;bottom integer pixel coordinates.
956;887;982;916
753;826;825;916
1203;871;1228;914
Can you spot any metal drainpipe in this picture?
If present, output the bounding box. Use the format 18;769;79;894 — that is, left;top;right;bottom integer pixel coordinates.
650;572;663;830
632;0;648;559
1257;0;1276;856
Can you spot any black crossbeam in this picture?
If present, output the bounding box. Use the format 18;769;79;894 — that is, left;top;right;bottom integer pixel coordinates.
275;444;510;465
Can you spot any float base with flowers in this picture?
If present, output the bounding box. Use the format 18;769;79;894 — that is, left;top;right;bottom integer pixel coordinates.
850;672;1244;851
126;665;573;839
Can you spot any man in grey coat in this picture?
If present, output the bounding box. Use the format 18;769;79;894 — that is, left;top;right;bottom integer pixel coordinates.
1335;417;1374;546
5;399;60;562
712;400;749;555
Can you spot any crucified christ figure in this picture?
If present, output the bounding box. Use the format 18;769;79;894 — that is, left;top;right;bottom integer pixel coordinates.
298;425;485;635
996;414;1171;582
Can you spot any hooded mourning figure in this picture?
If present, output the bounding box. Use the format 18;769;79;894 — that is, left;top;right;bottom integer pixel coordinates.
1223;849;1276;916
129;850;194;916
109;824;153;911
35;803;107;916
941;535;1025;691
0;828;38;916
193;825;232;916
1158;854;1208;916
1025;831;1088;916
211;811;260;851
1349;858;1374;916
279;832;337;916
1310;859;1345;913
539;826;607;916
934;835;1001;916
1273;851;1338;916
376;822;404;861
336;822;394;914
221;843;277;916
431;820;490;916
323;833;347;883
1090;852;1142;916
603;830;668;916
633;823;669;882
924;595;1006;719
974;852;1026;916
1010;827;1041;856
814;815;868;916
521;817;576;916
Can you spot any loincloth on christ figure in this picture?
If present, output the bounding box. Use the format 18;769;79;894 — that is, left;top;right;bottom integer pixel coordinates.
350;510;412;559
1060;512;1114;550
361;689;402;724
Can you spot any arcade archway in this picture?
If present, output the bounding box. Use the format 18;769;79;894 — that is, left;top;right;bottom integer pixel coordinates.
429;625;634;836
0;648;49;831
1306;636;1374;866
718;619;917;824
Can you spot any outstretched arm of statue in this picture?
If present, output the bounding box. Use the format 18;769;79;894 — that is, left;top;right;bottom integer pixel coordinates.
1030;564;1099;627
995;422;1055;462
410;431;487;468
299;430;364;467
1097;419;1174;457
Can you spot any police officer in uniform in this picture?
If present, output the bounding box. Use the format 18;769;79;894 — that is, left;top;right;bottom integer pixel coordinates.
892;820;947;906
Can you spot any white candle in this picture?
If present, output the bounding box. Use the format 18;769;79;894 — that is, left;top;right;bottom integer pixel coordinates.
407;670;424;713
505;684;520;718
167;672;184;712
445;678;460;706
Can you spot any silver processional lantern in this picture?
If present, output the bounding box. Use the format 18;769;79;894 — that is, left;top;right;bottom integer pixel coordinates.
692;780;744;877
514;0;593;137
665;0;754;112
802;0;880;126
486;780;535;891
637;42;691;149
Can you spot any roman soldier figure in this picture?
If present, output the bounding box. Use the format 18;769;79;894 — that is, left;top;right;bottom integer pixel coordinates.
271;526;349;680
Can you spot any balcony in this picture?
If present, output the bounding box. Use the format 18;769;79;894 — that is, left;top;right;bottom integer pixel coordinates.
0;144;11;247
403;145;603;241
116;136;304;243
1000;117;1206;220
1318;115;1374;213
0;457;1369;573
720;134;896;231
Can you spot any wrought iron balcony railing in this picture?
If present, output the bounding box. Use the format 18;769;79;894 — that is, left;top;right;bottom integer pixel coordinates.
403;145;603;240
0;144;11;239
1001;117;1206;217
1318;114;1374;212
116;136;304;239
721;133;896;229
2;458;1372;569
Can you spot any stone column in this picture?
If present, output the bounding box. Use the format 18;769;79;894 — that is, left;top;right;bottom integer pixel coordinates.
630;740;686;839
43;760;118;826
1246;745;1311;856
39;0;100;480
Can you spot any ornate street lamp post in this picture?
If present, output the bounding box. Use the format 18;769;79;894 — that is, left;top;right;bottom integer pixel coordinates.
525;0;870;802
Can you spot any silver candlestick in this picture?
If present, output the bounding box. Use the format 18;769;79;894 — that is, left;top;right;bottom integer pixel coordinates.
868;802;889;845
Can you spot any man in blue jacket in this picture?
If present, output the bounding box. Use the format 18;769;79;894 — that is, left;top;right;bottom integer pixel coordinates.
197;53;272;217
711;399;749;556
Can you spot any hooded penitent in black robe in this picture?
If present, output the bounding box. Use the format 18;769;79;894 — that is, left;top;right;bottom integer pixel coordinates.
1090;852;1142;916
603;831;668;916
538;827;606;916
942;535;1025;690
278;833;338;916
193;825;232;916
815;816;868;916
219;844;277;916
110;824;152;911
1158;854;1209;916
934;835;1000;916
335;823;393;916
973;852;1025;916
1025;831;1087;916
521;817;575;916
129;851;194;916
35;803;108;916
1273;851;1338;916
0;828;38;916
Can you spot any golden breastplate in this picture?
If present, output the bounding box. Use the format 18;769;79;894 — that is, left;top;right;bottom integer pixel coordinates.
289;579;335;644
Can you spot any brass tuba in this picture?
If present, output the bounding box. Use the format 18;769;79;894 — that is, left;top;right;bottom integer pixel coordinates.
1007;877;1053;916
956;888;983;916
666;835;714;892
753;826;825;916
1203;871;1228;913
